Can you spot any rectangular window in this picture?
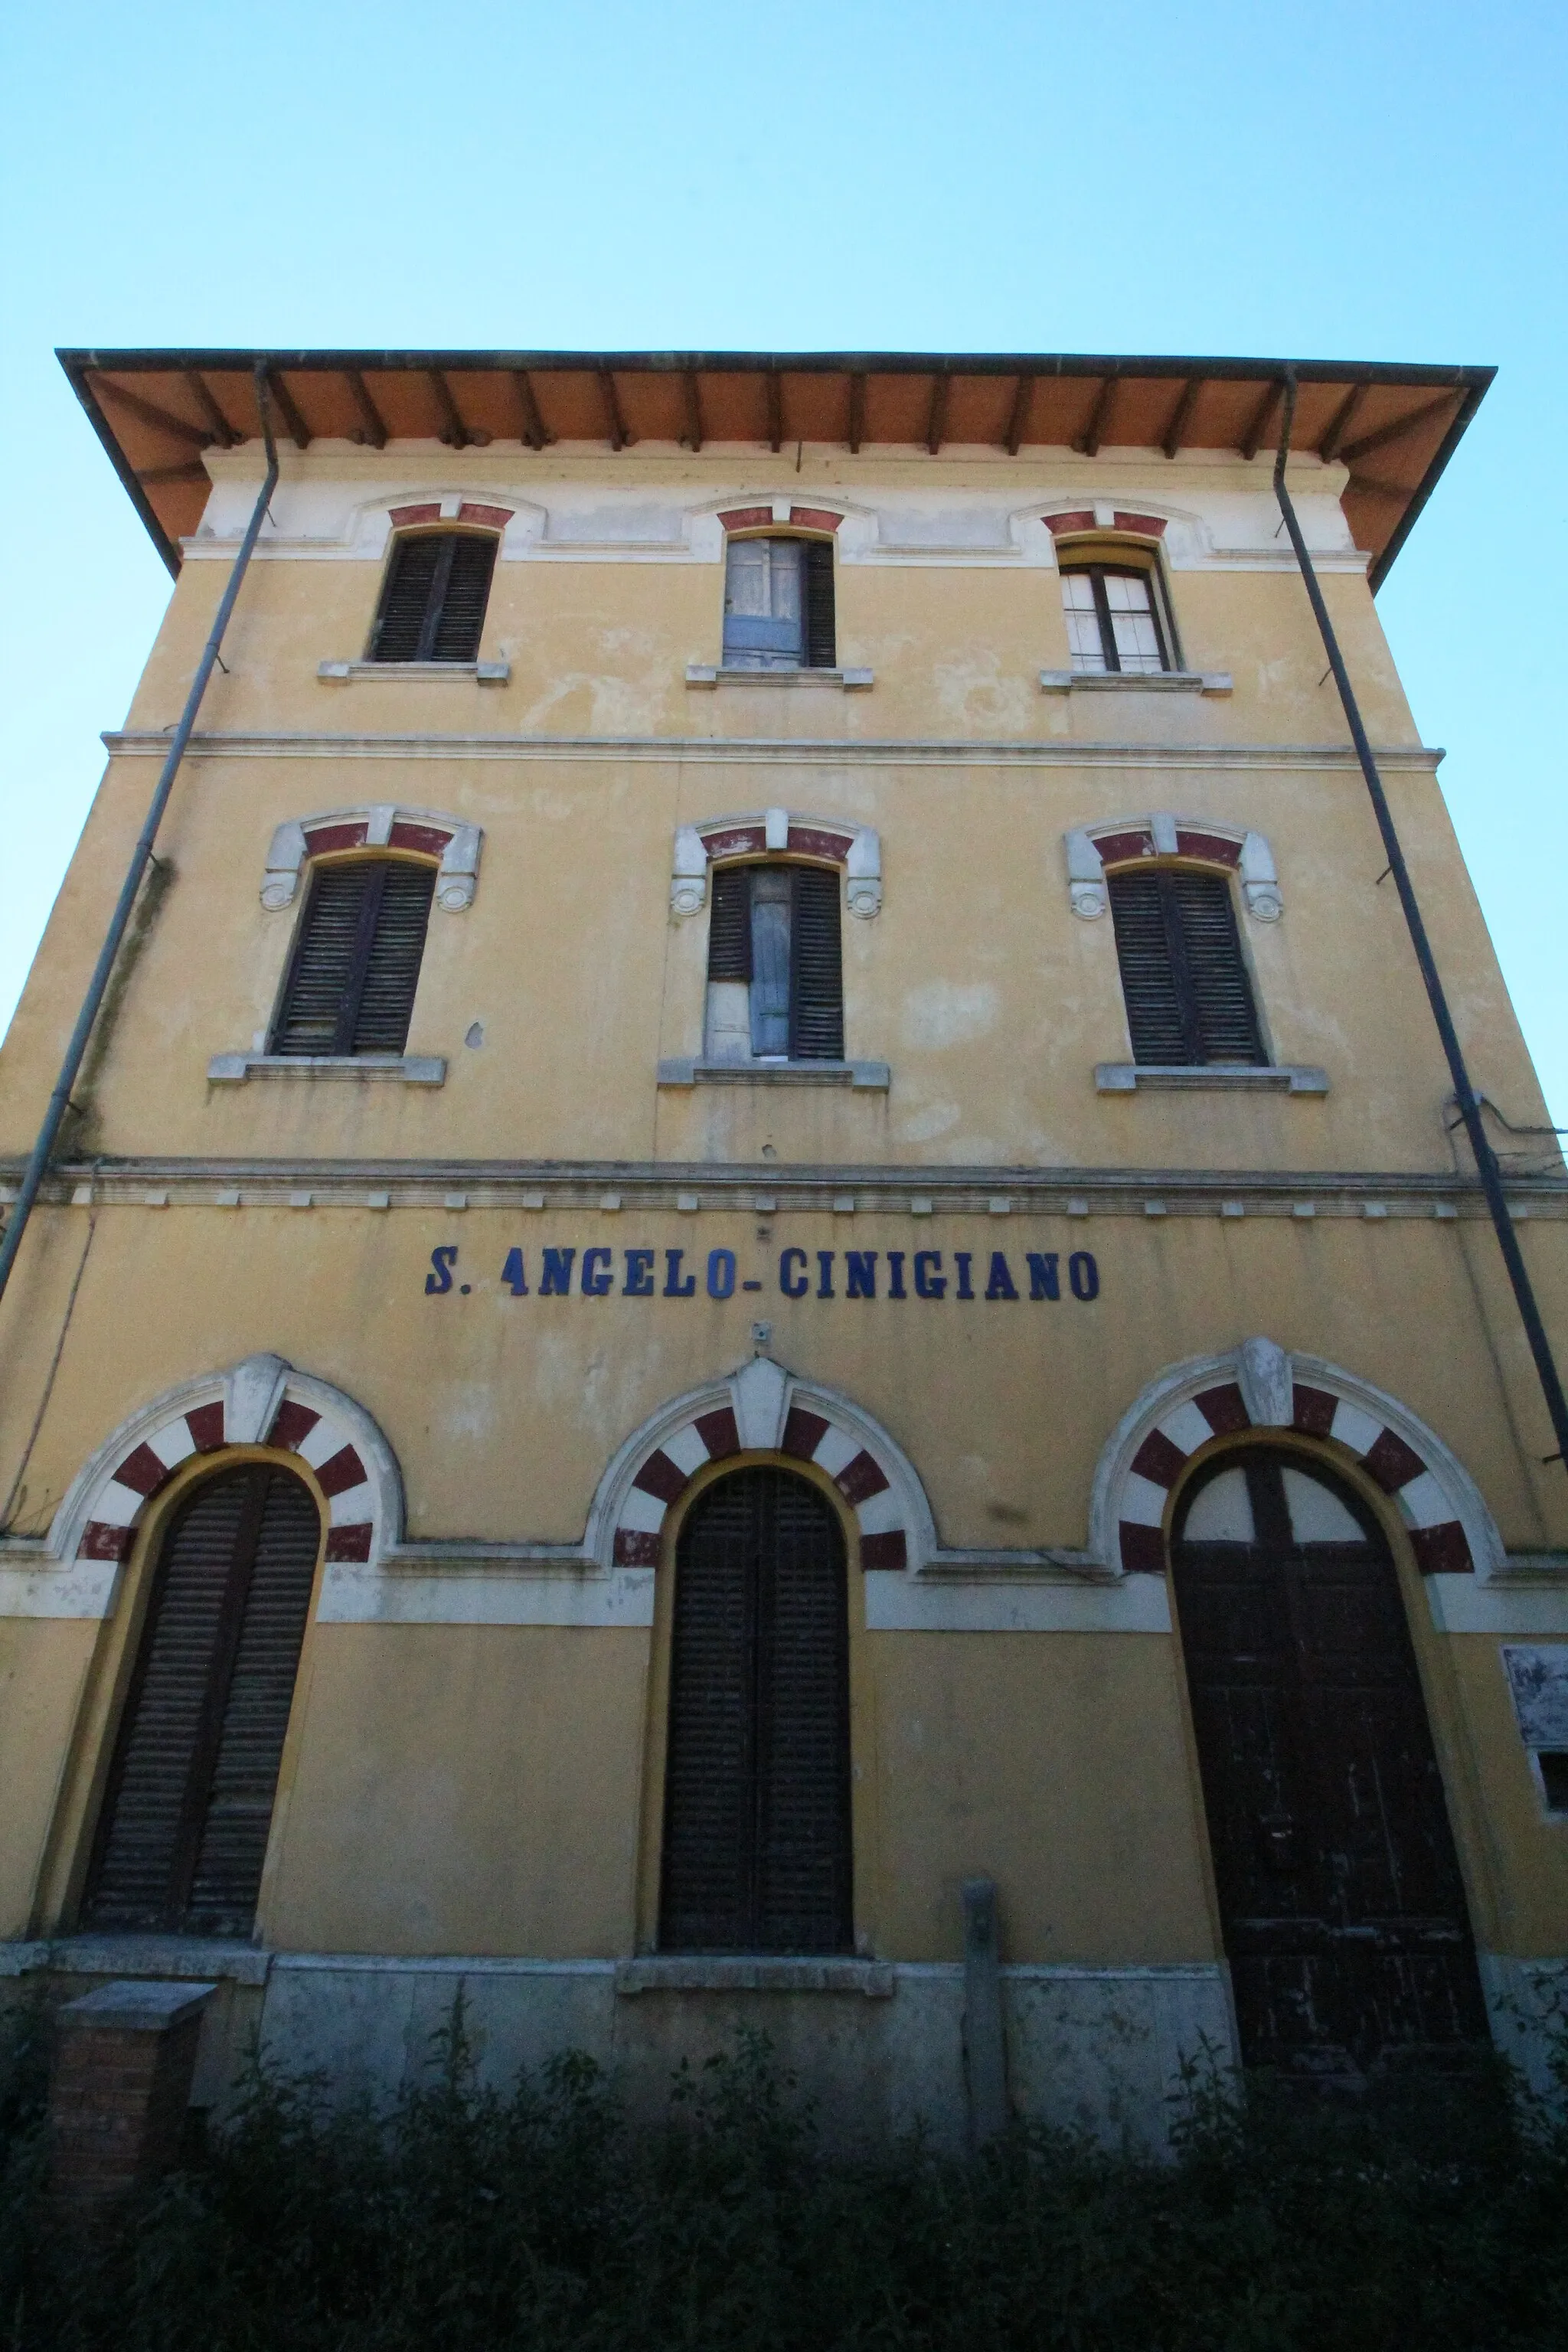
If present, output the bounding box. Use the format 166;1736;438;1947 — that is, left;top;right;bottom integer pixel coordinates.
722;537;835;670
1061;563;1169;675
369;531;497;662
1109;869;1265;1067
706;864;844;1060
271;859;436;1057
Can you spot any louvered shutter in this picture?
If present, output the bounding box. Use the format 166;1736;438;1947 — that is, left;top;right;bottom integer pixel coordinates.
707;866;753;982
349;863;436;1051
273;859;435;1057
660;1468;851;1955
1109;869;1263;1067
789;867;844;1060
804;540;836;669
369;531;496;662
1168;870;1265;1063
83;1466;321;1936
430;534;497;662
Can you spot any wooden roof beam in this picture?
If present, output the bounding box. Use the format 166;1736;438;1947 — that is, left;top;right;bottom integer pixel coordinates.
1239;379;1285;462
511;369;552;449
136;462;211;485
183;371;238;449
1004;372;1034;456
1161;377;1201;459
1339;392;1460;468
848;370;866;454
94;377;212;447
681;368;703;452
1075;377;1117;457
1316;384;1366;464
926;372;949;456
264;368;312;450
599;367;629;451
429;365;486;449
345;368;387;450
766;368;783;454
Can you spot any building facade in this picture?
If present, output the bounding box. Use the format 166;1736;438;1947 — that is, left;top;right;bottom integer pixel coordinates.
2;349;1566;2144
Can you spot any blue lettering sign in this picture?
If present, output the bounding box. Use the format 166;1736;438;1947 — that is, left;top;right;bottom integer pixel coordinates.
1070;1250;1100;1302
955;1251;975;1301
913;1250;946;1298
623;1249;655;1296
887;1250;907;1299
425;1244;457;1295
664;1248;697;1298
707;1248;737;1300
581;1246;613;1297
779;1247;808;1298
845;1251;877;1298
1027;1252;1060;1301
501;1246;528;1295
540;1248;575;1296
985;1251;1019;1301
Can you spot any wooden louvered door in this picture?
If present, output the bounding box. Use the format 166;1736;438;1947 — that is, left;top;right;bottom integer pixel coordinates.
803;539;836;668
1171;1452;1485;2082
1109;868;1265;1067
370;530;497;662
272;859;435;1057
83;1466;321;1937
660;1468;853;1954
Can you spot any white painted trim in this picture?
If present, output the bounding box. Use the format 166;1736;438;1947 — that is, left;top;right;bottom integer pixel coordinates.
1427;1578;1568;1634
670;810;882;919
1063;815;1280;923
864;1571;1170;1632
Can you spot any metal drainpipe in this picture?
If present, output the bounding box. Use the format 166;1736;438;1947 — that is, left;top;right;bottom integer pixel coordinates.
0;365;279;1323
1272;368;1568;1473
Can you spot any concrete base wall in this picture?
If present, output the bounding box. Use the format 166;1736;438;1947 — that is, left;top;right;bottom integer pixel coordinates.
2;1939;1237;2155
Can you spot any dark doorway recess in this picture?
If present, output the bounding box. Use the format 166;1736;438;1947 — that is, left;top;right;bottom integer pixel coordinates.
660;1465;853;1955
1171;1449;1486;2081
82;1465;321;1937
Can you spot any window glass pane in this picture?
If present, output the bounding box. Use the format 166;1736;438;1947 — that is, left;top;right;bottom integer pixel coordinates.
724;539;806;668
1062;573;1107;673
1104;572;1165;673
750;867;792;1056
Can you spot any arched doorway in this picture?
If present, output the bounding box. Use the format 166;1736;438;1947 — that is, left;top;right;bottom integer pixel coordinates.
659;1465;852;1954
82;1463;322;1937
1171;1447;1485;2080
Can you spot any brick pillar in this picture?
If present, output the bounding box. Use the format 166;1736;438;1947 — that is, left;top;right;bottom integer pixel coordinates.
48;1979;217;2217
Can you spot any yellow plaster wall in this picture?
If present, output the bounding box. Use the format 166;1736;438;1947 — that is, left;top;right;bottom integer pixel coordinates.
0;1619;96;1939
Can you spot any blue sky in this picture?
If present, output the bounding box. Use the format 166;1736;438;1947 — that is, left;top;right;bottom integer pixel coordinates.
2;0;1564;1114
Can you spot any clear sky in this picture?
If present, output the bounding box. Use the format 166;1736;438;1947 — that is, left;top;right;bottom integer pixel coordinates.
2;0;1563;1115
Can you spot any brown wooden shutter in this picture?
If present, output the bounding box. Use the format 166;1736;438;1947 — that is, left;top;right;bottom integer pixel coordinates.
369;531;496;662
273;859;435;1057
706;865;753;982
660;1468;851;1955
1109;869;1263;1066
803;540;836;668
83;1465;321;1936
789;866;844;1060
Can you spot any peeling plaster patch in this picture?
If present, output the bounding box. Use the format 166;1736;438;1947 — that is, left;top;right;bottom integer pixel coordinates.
933;658;1034;733
900;982;999;1050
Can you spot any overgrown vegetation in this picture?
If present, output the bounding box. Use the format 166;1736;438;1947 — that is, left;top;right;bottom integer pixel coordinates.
2;1994;1566;2351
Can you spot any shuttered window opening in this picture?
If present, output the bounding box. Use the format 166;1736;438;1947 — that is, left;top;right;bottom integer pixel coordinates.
1060;562;1171;675
721;537;836;670
1109;868;1265;1067
660;1467;853;1955
82;1465;321;1937
704;864;844;1060
271;858;436;1057
369;531;498;663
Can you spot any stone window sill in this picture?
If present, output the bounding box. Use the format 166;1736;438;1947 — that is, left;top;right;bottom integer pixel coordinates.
1040;669;1232;695
685;665;874;690
208;1053;446;1086
616;1956;894;1998
1096;1062;1328;1095
658;1058;890;1091
318;659;509;686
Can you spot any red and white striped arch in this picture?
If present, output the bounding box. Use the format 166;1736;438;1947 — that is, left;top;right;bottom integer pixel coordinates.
1091;1341;1501;1579
51;1355;402;1579
590;1357;935;1574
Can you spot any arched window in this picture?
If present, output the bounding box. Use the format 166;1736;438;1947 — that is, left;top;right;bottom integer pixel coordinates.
1171;1448;1485;2081
271;855;436;1057
368;529;497;664
82;1463;321;1936
660;1467;852;1955
1055;537;1176;677
705;862;844;1063
1108;865;1264;1067
722;535;835;671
